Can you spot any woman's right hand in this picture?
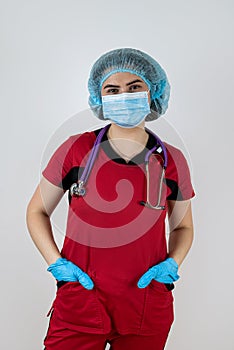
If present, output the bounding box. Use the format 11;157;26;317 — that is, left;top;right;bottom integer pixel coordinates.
47;257;94;290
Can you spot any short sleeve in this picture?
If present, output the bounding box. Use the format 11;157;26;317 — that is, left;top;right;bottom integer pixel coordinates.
42;137;74;188
166;145;195;201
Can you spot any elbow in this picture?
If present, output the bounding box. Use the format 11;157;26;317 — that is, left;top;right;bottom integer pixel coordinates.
26;200;32;227
25;200;36;232
25;199;49;231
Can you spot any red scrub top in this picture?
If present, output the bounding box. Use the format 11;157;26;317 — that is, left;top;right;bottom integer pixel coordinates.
42;125;195;336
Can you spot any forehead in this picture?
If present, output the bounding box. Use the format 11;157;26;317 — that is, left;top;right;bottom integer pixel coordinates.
102;72;145;87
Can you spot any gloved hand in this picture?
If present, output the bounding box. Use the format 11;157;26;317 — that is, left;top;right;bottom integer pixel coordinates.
47;257;94;290
137;257;180;288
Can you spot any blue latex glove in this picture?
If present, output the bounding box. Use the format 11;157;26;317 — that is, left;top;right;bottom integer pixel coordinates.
47;258;94;290
137;258;180;288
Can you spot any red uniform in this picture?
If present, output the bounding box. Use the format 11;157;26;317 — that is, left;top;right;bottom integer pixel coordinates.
42;126;195;349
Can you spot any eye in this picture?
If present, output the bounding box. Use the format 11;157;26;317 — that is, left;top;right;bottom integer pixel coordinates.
129;84;142;92
106;88;119;94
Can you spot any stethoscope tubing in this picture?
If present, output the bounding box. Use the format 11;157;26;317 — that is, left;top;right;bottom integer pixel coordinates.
70;123;167;210
79;125;109;184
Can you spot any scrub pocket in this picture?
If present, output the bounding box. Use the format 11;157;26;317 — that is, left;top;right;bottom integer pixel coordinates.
51;281;112;334
140;280;174;335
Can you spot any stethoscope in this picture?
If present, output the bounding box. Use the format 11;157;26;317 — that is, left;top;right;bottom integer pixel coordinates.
70;124;168;210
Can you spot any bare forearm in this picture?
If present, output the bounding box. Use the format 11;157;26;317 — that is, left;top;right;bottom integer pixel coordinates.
168;227;194;267
26;210;62;266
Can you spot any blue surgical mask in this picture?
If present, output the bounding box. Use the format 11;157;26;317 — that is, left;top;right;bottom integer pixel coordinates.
101;91;151;128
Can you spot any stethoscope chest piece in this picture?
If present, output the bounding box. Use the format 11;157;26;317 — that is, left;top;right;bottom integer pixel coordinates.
70;181;86;197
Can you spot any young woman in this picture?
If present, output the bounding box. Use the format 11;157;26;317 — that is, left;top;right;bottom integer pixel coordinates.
26;48;195;350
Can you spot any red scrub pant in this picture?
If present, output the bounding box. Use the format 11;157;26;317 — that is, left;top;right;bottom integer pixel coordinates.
44;280;173;350
44;316;169;350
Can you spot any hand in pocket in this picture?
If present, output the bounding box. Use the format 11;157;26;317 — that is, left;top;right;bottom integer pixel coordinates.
47;257;94;290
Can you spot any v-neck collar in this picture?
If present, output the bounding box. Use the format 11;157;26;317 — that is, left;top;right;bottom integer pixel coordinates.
94;126;156;165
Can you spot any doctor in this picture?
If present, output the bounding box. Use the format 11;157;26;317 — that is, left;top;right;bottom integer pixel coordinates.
26;48;195;350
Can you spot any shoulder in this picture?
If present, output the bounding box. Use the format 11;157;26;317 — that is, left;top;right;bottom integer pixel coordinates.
162;141;192;181
47;128;100;164
163;141;189;166
163;142;184;159
66;128;100;151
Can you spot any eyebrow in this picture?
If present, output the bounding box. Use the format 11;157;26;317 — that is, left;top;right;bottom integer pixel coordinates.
103;79;143;89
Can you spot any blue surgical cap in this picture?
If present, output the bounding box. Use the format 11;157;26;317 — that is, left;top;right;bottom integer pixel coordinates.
88;48;170;121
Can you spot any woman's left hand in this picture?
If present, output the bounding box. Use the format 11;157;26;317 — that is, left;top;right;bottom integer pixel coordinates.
137;258;180;288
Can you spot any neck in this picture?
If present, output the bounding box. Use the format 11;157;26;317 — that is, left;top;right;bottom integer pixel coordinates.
108;122;148;143
106;122;149;163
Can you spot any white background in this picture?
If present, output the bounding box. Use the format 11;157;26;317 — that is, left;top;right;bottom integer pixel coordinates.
1;0;234;349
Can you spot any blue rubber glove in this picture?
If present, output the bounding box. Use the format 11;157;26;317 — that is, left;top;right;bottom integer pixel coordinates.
47;258;94;290
137;258;180;288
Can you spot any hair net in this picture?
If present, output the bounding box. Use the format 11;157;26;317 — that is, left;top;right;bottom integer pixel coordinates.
88;48;170;121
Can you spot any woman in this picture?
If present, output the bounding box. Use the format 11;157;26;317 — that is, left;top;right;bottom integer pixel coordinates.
26;48;195;350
